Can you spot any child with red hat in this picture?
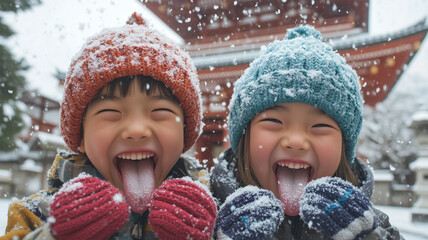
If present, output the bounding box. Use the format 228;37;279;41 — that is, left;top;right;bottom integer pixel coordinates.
2;13;216;240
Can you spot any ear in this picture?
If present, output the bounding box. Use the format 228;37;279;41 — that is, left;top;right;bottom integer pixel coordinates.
79;138;86;153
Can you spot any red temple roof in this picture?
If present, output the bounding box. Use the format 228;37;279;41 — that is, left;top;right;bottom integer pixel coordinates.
142;0;427;165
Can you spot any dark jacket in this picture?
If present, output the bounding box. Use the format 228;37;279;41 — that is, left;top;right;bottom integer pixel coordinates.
2;151;206;240
210;148;404;240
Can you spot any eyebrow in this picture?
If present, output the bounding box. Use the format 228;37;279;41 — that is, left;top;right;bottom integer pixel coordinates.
267;105;287;111
311;107;327;115
89;95;119;105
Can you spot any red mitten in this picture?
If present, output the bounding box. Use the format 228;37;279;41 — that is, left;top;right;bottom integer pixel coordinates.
49;175;130;240
149;178;217;240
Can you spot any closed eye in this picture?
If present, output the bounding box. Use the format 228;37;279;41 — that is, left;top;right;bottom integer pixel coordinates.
153;108;175;113
313;123;334;128
98;109;120;114
260;118;282;124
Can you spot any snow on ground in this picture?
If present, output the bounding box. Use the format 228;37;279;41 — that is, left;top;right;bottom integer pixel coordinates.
0;198;427;238
0;199;11;235
375;205;428;240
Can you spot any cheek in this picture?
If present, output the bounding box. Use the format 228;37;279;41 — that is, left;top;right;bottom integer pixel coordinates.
154;124;184;188
83;135;109;167
158;122;184;151
249;130;273;165
80;121;114;168
86;128;111;150
315;139;342;177
249;139;271;165
249;130;275;185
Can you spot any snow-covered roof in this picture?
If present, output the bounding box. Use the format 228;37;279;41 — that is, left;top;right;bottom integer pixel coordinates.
191;17;428;70
330;17;428;50
410;157;428;170
192;48;261;69
0;169;12;182
32;131;64;146
373;169;394;181
27;131;66;152
0;150;21;162
0;132;66;163
411;111;428;122
19;159;43;173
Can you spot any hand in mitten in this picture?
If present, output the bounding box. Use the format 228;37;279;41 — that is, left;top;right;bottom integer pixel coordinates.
149;177;217;240
216;185;284;240
49;175;130;240
299;177;377;240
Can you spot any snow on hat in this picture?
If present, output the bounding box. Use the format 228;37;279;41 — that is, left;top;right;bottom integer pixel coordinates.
228;25;363;163
60;12;202;153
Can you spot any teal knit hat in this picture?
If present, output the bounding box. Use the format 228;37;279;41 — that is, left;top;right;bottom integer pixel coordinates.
228;25;364;163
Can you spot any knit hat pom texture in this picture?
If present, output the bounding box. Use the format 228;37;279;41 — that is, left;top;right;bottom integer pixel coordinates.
228;25;363;163
60;12;202;153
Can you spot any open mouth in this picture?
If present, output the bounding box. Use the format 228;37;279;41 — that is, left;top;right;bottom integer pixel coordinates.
275;161;313;185
116;151;156;214
116;152;156;177
276;161;312;216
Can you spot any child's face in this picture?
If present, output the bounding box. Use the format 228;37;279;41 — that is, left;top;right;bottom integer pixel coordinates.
79;79;184;191
249;102;342;215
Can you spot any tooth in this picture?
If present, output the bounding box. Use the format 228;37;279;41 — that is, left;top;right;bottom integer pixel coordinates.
137;153;143;159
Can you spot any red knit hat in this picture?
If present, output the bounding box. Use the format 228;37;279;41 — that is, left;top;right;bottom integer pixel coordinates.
60;12;202;153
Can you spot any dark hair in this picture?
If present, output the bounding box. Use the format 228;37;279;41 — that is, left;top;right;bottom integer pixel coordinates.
233;126;359;188
89;75;179;105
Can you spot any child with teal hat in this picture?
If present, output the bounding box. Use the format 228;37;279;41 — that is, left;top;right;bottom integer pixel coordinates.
211;25;403;239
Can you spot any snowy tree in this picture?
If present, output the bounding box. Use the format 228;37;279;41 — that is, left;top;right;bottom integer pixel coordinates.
0;0;40;151
359;101;418;169
357;74;428;184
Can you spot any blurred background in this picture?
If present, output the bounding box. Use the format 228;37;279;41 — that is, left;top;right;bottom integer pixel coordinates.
1;0;428;238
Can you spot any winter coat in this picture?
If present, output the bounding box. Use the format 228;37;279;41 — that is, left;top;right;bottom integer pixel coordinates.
1;151;207;240
210;148;404;240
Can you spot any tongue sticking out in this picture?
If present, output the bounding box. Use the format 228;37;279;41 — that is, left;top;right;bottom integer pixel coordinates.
118;159;155;213
277;166;310;216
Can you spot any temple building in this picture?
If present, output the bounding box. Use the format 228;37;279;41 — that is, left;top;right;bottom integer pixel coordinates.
143;0;428;167
12;0;428;169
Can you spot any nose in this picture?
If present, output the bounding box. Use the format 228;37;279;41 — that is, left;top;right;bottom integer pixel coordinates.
121;116;152;140
280;129;310;151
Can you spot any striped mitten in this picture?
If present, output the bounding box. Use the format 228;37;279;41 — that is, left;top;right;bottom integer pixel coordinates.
300;177;377;240
216;185;284;240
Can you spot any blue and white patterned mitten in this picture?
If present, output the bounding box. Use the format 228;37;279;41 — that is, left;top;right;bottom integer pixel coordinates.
300;177;377;240
216;185;284;240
